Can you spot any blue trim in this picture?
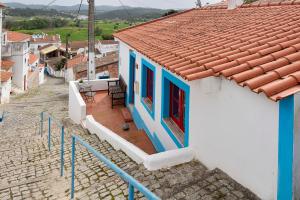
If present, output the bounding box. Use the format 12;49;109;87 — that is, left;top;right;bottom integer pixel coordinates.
140;58;156;120
127;51;136;105
153;132;166;152
161;69;190;148
277;95;294;200
132;106;165;152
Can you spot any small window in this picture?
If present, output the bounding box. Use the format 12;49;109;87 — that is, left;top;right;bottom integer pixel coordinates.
146;68;154;102
170;83;185;132
141;59;155;119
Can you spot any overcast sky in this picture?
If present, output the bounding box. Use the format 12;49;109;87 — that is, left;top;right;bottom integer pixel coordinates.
2;0;220;9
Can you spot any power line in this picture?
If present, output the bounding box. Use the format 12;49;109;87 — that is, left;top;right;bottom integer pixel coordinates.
116;0;135;23
76;0;84;18
45;0;59;9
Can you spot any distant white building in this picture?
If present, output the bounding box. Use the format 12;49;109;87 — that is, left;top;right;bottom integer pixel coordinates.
0;2;12;104
96;40;119;56
30;33;61;55
2;31;31;91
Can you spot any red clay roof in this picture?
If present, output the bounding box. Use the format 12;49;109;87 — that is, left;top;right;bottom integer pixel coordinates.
0;71;12;82
7;31;30;42
1;60;14;71
31;34;60;44
0;2;6;7
66;54;88;69
29;53;39;65
114;0;300;101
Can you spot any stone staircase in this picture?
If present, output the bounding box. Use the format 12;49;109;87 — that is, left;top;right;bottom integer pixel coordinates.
0;76;260;200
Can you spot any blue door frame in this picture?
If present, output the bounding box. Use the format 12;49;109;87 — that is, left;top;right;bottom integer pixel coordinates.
277;95;294;200
128;52;136;105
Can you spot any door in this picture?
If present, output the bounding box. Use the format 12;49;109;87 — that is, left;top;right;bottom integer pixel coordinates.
129;54;135;104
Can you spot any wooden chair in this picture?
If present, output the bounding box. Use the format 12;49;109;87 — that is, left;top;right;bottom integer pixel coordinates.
108;75;127;108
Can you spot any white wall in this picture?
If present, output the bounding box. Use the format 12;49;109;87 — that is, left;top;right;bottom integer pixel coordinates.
69;81;86;124
65;68;74;82
189;77;279;200
117;39;178;150
10;43;29;90
39;67;45;85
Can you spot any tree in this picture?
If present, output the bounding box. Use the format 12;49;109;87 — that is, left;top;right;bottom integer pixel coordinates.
102;34;114;40
162;10;178;17
55;58;67;71
95;26;103;36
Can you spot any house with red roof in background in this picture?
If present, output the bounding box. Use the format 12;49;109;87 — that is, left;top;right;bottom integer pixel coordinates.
30;33;61;55
0;2;12;104
2;31;31;91
112;0;300;199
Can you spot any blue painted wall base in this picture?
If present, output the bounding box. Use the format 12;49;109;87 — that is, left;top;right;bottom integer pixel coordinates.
132;106;165;152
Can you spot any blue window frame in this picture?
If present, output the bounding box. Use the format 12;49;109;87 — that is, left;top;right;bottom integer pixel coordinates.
128;51;136;105
141;58;156;119
161;69;190;148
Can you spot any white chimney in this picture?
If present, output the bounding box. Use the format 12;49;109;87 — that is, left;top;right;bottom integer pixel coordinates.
228;0;243;9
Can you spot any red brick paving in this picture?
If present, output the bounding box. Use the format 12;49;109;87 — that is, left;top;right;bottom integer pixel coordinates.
85;91;157;155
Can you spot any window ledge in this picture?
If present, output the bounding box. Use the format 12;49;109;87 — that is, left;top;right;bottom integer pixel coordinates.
143;97;153;110
163;118;184;145
141;97;154;119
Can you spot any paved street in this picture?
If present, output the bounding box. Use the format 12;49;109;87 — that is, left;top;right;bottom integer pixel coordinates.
0;76;260;200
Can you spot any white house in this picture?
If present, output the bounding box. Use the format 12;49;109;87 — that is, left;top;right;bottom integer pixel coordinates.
30;33;61;55
2;31;30;91
0;2;10;104
28;53;38;71
112;2;300;200
96;40;119;56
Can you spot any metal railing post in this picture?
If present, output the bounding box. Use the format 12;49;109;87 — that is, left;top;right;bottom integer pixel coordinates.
128;184;134;200
71;136;76;200
60;125;65;177
40;112;43;136
48;117;51;151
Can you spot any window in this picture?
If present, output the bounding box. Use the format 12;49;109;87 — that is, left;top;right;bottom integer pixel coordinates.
170;83;185;132
141;59;156;119
161;69;190;148
146;68;154;102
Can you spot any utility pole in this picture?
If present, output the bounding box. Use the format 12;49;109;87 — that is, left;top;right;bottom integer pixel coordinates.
87;0;95;80
196;0;202;7
66;33;71;59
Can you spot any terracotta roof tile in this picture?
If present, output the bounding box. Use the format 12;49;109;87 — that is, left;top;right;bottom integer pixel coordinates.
1;60;14;71
7;31;30;42
0;71;12;82
66;54;88;69
115;2;300;101
29;53;39;65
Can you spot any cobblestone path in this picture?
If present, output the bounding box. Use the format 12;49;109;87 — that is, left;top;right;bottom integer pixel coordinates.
0;77;260;200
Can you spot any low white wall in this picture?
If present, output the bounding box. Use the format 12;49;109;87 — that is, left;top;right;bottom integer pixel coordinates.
0;80;11;104
189;77;279;200
86;115;194;170
69;81;86;124
84;78;118;91
86;115;147;164
68;78;119;124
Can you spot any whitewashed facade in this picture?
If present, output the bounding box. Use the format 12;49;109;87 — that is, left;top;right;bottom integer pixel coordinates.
116;39;300;200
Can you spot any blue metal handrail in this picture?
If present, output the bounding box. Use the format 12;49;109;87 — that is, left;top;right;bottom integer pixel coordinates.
71;134;160;200
40;111;65;177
